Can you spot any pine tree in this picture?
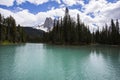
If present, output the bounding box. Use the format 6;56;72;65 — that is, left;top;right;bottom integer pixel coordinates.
63;7;69;43
76;14;82;43
115;19;120;44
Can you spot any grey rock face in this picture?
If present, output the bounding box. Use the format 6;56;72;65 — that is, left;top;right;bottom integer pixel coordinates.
44;17;53;30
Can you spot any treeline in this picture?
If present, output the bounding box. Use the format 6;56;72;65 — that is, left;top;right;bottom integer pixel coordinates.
94;19;120;45
44;8;120;45
0;13;26;43
44;8;91;44
1;8;119;45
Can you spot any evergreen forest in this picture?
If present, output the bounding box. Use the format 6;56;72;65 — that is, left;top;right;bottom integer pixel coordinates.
44;8;120;45
0;8;120;45
0;13;26;43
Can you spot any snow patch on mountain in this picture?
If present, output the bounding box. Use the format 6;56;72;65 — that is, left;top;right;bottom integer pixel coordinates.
35;17;54;32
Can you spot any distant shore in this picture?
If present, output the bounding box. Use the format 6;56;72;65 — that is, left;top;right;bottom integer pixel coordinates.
0;41;120;47
41;42;120;46
0;41;25;45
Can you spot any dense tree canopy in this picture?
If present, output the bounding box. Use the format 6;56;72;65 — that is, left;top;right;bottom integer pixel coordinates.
44;8;120;45
44;7;92;44
94;19;120;45
0;13;26;43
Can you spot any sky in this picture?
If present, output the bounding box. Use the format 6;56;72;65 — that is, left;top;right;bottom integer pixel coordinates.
0;0;120;30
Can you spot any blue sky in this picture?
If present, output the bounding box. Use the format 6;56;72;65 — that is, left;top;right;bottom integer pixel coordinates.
0;0;118;14
0;0;120;31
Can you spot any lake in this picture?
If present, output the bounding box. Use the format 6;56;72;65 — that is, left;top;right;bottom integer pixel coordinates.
0;43;120;80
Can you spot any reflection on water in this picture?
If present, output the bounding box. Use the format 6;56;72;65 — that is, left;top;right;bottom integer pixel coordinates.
0;44;120;80
0;44;25;80
90;51;105;68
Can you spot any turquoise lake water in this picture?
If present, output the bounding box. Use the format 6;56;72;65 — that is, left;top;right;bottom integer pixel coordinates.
0;43;120;80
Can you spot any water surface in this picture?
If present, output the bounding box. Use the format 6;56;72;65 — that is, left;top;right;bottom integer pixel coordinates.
0;43;120;80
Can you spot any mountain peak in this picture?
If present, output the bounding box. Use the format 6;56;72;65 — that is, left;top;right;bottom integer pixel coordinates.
44;17;53;30
35;17;54;32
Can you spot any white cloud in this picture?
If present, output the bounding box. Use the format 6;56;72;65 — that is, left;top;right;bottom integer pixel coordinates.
83;0;107;14
52;0;61;4
82;0;120;30
16;0;49;5
0;0;83;6
0;7;65;26
0;0;61;6
0;0;14;7
62;0;84;6
16;0;25;5
0;8;37;26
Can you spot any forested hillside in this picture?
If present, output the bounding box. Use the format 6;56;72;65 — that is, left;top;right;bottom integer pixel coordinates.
22;27;45;42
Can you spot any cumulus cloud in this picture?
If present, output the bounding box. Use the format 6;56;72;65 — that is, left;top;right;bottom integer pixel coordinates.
0;8;37;26
83;0;107;14
16;0;49;5
52;0;61;4
0;0;50;6
0;0;84;7
77;0;120;30
16;0;84;6
0;0;14;7
0;7;65;26
62;0;84;6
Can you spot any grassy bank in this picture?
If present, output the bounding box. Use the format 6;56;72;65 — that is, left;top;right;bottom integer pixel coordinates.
0;41;25;45
0;41;13;45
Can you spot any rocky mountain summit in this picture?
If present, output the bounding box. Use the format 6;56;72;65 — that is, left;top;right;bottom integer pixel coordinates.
35;17;54;32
